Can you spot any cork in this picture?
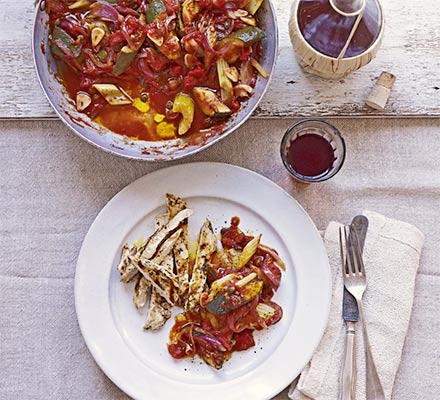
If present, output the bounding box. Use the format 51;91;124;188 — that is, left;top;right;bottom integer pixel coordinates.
366;72;396;110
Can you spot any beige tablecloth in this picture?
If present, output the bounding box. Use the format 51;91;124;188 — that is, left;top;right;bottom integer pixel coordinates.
1;118;439;399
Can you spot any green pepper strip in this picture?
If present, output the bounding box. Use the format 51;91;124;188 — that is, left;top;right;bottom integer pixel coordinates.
146;0;167;24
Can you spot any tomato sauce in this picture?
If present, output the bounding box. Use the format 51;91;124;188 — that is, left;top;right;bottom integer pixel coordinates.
47;0;266;142
58;60;223;141
167;217;283;369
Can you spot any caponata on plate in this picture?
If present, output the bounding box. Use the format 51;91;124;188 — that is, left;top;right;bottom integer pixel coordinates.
117;193;285;369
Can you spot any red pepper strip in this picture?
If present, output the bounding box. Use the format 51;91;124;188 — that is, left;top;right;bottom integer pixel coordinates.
59;19;89;40
114;5;140;16
108;31;124;46
84;49;113;71
232;329;255;351
54;39;82;70
138;59;161;89
163;0;179;13
138;48;169;71
230;99;240;113
259;256;282;291
121;17;137;49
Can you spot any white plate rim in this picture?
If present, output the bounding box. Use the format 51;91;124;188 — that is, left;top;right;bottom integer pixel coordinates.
75;162;331;400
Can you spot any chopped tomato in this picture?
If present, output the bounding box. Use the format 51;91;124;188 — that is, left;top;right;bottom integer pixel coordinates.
164;0;179;13
259;256;282;290
167;343;187;359
232;329;255;351
109;31;126;46
170;65;183;76
183;75;198;90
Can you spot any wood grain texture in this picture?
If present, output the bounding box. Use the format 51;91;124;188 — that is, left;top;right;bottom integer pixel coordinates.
0;0;439;119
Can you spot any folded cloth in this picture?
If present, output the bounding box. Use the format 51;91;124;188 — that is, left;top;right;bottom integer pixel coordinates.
288;211;424;400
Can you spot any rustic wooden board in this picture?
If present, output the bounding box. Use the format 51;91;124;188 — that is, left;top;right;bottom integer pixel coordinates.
0;0;439;119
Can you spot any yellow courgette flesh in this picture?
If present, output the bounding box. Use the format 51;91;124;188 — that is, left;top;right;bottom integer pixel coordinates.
172;93;195;135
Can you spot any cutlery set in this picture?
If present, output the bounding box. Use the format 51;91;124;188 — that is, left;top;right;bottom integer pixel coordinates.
339;216;385;400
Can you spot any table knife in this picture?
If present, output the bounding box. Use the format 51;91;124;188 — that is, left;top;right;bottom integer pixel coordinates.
339;215;369;400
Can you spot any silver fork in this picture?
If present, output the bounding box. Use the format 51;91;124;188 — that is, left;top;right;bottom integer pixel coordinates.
339;226;385;400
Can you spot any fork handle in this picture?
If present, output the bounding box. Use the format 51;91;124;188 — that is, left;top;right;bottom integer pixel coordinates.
340;321;357;400
357;300;386;400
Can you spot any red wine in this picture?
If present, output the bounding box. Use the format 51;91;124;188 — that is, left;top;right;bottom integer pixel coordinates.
286;134;335;177
297;0;382;58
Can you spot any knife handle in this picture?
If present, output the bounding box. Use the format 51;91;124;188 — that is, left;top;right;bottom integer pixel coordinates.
340;321;357;400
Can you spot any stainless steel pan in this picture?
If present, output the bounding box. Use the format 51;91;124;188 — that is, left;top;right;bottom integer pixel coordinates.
32;0;278;161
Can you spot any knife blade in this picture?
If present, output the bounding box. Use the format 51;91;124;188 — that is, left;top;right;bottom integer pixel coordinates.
340;215;369;400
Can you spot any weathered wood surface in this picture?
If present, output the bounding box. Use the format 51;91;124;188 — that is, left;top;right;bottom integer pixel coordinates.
0;0;439;119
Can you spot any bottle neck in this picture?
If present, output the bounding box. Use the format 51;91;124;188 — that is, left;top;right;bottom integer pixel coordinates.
329;0;366;16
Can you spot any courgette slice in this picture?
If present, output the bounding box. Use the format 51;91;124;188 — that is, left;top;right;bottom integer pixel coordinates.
182;0;200;25
112;46;138;76
192;87;232;118
246;0;264;15
172;93;195;135
51;27;80;59
205;278;263;315
92;84;133;105
216;58;234;106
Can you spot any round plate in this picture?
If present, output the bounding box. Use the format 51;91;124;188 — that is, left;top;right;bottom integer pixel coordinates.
75;162;331;400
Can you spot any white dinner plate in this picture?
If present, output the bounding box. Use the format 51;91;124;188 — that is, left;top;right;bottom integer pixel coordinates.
75;162;331;400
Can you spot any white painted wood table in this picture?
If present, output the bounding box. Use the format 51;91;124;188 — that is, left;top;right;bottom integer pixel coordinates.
1;1;440;400
0;0;439;119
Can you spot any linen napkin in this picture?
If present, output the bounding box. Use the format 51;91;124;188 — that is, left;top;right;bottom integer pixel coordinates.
288;211;424;400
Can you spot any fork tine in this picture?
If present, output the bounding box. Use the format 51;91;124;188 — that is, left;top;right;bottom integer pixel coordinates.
339;227;346;275
344;225;354;275
352;229;365;275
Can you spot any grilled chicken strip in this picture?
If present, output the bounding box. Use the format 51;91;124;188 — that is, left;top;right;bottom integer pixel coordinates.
140;229;181;266
141;208;193;261
143;289;173;330
136;260;179;305
186;219;217;311
133;275;152;309
166;193;190;305
118;243;142;283
166;193;187;217
119;208;191;283
135;225;181;308
141;213;176;327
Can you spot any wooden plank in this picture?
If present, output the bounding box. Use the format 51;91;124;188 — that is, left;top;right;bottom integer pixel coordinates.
0;0;439;119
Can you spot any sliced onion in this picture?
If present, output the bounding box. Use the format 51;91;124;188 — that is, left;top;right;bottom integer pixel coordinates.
258;244;286;270
120;16;138;50
164;14;177;38
239;59;253;85
90;2;120;22
84;49;113;70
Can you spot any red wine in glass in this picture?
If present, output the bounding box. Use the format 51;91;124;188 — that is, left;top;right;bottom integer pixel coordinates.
281;119;346;183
